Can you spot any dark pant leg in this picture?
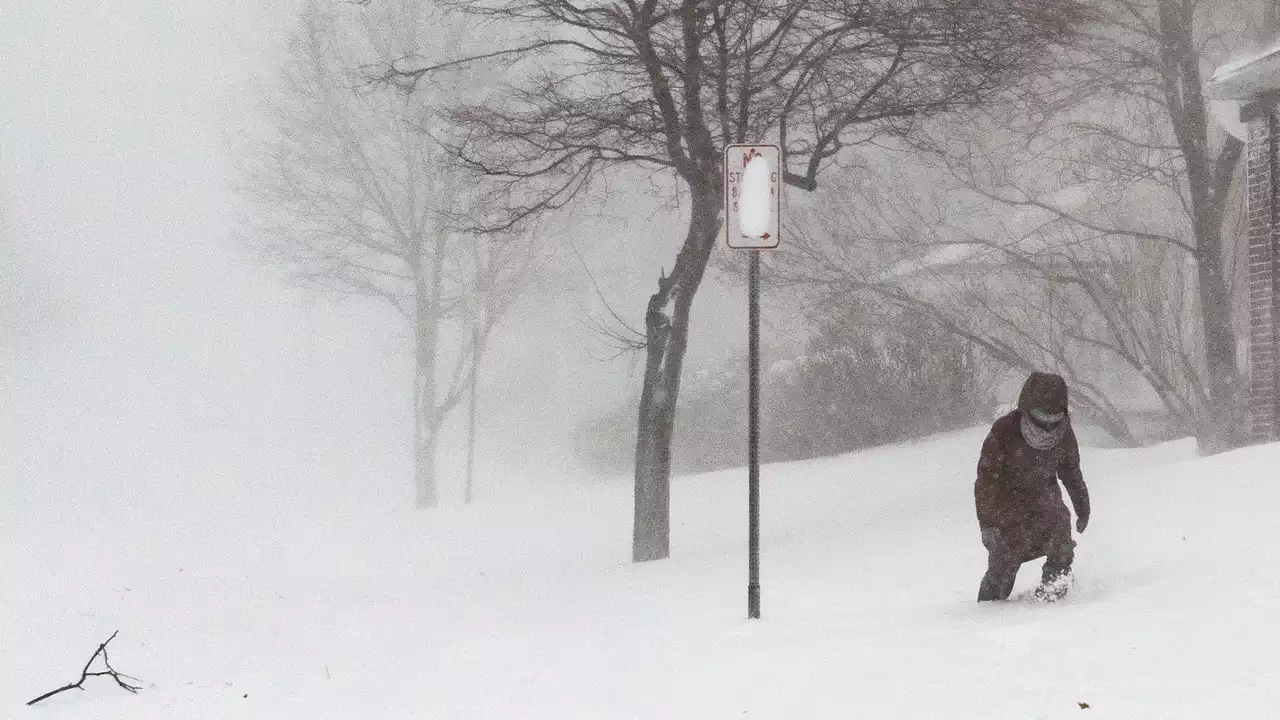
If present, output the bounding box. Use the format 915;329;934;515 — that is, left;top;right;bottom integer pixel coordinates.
978;555;1019;601
978;530;1026;601
1039;504;1076;583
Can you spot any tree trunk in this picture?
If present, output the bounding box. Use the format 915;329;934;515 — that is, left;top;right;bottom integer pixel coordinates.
413;244;445;509
1189;151;1245;454
464;324;481;504
1194;239;1244;453
1188;130;1244;454
633;182;721;562
1157;0;1245;452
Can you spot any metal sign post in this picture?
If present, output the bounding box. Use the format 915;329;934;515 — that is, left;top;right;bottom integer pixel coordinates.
747;246;762;620
726;144;780;620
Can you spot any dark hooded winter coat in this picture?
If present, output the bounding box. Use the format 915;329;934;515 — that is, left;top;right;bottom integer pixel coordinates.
974;373;1090;536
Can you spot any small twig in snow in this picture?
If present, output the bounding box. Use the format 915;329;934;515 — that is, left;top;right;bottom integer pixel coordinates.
27;631;142;706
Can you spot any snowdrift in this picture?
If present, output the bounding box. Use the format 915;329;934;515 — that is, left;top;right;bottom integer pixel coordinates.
5;427;1279;719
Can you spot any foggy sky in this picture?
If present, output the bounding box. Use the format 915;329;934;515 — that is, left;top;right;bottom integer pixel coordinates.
2;0;764;510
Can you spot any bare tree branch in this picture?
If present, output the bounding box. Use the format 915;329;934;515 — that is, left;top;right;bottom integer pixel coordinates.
28;631;141;706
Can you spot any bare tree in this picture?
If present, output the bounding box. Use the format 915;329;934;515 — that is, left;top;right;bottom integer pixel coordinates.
771;0;1266;452
239;0;532;507
940;0;1253;451
772;163;1209;446
373;0;1092;559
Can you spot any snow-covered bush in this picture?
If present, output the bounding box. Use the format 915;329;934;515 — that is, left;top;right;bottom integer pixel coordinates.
765;306;985;462
576;306;987;475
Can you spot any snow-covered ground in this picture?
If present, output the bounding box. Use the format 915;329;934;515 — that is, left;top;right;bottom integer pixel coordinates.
6;427;1280;719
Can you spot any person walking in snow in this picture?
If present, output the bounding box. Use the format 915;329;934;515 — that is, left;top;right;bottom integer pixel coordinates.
975;372;1090;602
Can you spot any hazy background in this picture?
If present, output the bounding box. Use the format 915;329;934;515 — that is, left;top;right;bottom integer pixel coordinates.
1;0;764;511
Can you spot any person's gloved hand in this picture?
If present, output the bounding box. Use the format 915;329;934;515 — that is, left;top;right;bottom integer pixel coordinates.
1076;513;1089;534
981;526;1002;549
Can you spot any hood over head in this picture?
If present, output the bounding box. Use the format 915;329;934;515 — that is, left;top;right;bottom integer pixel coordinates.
1017;372;1069;417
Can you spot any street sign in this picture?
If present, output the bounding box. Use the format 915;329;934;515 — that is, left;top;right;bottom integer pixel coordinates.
723;145;779;619
725;144;780;249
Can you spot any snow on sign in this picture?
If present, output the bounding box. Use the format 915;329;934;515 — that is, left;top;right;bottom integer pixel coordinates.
725;144;781;249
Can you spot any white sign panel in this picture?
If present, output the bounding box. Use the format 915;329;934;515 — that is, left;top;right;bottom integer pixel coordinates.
725;144;781;249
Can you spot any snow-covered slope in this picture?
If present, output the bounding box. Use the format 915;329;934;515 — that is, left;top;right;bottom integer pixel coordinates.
6;428;1279;719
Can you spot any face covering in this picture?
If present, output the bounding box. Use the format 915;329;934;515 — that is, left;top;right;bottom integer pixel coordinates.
1021;409;1067;449
1029;408;1065;427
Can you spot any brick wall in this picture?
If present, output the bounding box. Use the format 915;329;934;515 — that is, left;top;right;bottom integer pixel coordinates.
1248;108;1280;441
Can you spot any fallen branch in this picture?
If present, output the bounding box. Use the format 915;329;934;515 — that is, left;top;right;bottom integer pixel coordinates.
27;631;142;706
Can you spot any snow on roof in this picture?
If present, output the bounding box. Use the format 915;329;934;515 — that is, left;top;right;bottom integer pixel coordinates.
1213;41;1280;81
1048;184;1089;211
1210;40;1280;99
921;240;982;268
876;242;985;283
